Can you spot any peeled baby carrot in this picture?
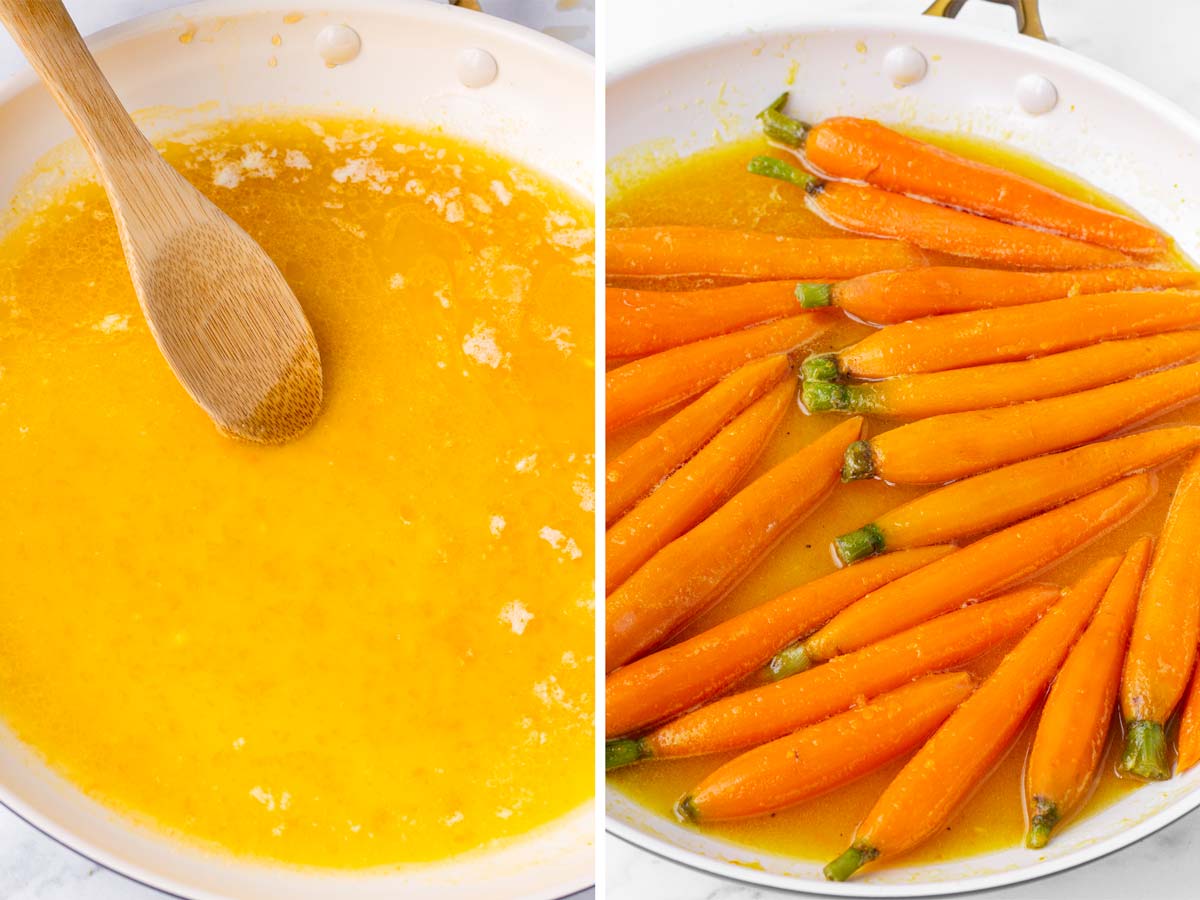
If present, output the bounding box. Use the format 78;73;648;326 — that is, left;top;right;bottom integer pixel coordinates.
1120;451;1200;779
606;314;828;433
606;356;791;523
804;332;1200;420
760;100;1166;256
605;418;862;672
606;380;792;593
796;267;1198;325
842;362;1200;485
606;583;1056;766
749;156;1131;271
607;282;807;358
824;557;1120;882
1178;658;1200;773
802;289;1200;382
605;545;954;739
781;475;1153;675
834;427;1200;564
679;674;973;822
1026;537;1151;848
606;226;928;280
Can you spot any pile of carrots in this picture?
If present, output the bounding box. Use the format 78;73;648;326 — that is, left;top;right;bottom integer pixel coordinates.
604;90;1200;882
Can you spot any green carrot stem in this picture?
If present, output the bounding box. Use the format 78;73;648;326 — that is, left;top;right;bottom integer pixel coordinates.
796;282;833;308
801;352;841;383
676;795;701;823
802;380;877;414
765;641;813;681
606;738;649;770
1121;719;1170;780
841;440;876;482
747;155;819;191
756;92;811;147
835;523;886;565
824;843;878;881
1026;797;1059;849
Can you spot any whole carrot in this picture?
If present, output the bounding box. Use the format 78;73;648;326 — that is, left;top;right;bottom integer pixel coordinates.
802;289;1200;383
606;356;791;523
607;282;807;358
796;267;1198;325
824;557;1120;882
1121;451;1200;779
606;583;1056;766
750;156;1131;271
804;332;1200;420
605;418;862;672
1177;658;1200;774
606;380;792;593
679;674;973;822
607;226;928;280
1026;537;1151;848
841;362;1200;485
606;314;828;433
605;545;954;739
834;427;1200;564
779;475;1154;676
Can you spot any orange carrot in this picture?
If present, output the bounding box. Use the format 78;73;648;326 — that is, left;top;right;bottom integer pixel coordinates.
1120;451;1200;778
606;380;792;593
841;362;1200;485
796;267;1198;325
1025;537;1151;847
802;289;1200;382
784;476;1154;674
605;418;862;672
679;674;973;822
606;226;928;280
607;583;1056;766
1178;655;1200;774
605;545;954;739
606;356;791;523
606;314;828;433
834;427;1200;564
804;332;1200;420
750;156;1132;270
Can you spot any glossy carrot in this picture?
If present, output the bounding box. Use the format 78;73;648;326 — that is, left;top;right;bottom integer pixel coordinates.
605;418;862;672
834;427;1200;564
607;583;1056;766
679;674;973;822
841;362;1200;485
605;545;954;739
606;314;828;433
1120;451;1200;779
782;475;1153;675
606;380;792;593
606;226;928;280
606;356;791;523
1026;537;1151;848
801;289;1200;382
607;282;806;358
804;332;1200;420
796;267;1198;325
824;557;1120;882
749;156;1131;271
1178;658;1200;774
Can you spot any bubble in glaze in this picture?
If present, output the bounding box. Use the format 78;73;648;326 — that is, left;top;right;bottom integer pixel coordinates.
882;45;927;88
457;47;498;88
315;24;361;67
1016;73;1058;115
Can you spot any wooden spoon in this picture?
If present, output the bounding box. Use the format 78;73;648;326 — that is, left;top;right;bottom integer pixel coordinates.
0;0;323;443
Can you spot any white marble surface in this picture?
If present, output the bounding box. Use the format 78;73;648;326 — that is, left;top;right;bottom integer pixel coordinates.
605;1;1200;899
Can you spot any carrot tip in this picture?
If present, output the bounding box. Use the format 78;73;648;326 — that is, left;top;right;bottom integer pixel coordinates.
605;738;648;771
1026;800;1058;849
796;283;832;309
765;641;813;681
676;795;701;823
841;440;876;482
824;844;876;882
1121;720;1170;780
801;353;840;383
835;524;886;564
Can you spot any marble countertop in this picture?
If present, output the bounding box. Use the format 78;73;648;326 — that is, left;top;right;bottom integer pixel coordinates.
605;1;1200;899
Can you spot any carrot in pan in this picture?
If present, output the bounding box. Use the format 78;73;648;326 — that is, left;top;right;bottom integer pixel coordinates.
605;545;955;739
801;289;1200;383
1120;450;1200;779
841;362;1200;485
606;583;1056;767
678;674;973;823
606;380;793;593
605;417;862;672
607;225;929;280
824;557;1120;882
834;427;1200;564
778;475;1153;677
749;156;1132;271
804;332;1200;420
1025;537;1151;848
795;266;1198;325
760;98;1167;256
606;314;828;434
606;356;791;523
1177;657;1200;774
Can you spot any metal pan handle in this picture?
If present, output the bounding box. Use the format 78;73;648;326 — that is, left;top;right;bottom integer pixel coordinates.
923;0;1047;40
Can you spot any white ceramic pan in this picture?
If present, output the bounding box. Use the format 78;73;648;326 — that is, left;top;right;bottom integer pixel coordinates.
0;2;592;898
606;1;1200;895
